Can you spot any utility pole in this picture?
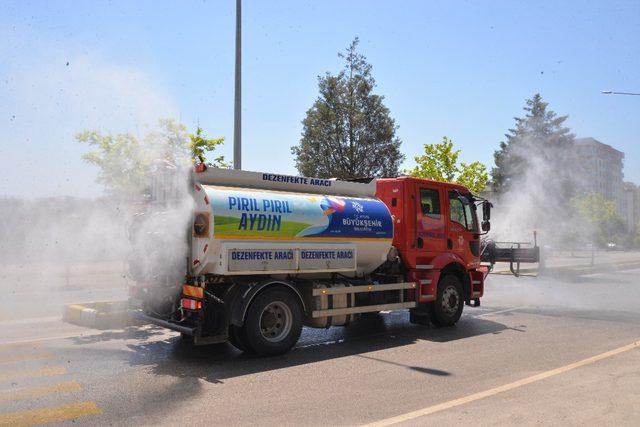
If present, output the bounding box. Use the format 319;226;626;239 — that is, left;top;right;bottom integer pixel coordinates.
233;0;242;169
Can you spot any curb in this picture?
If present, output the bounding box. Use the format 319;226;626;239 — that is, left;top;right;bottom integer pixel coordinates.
63;301;141;329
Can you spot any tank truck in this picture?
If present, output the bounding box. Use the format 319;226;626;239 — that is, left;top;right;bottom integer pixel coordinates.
128;166;539;355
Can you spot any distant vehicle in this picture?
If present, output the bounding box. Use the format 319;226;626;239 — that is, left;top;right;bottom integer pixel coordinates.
606;242;617;251
129;166;539;356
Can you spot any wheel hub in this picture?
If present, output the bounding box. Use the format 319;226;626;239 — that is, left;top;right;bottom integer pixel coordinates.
441;285;460;316
259;301;292;342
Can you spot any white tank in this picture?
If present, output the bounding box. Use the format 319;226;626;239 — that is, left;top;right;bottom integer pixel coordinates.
190;181;393;277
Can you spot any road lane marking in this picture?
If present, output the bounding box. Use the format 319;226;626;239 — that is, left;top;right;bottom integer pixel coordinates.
0;342;41;352
0;325;176;347
0;316;60;326
473;307;527;318
0;353;53;365
363;339;640;426
0;366;67;382
0;401;102;425
0;332;105;347
0;381;82;402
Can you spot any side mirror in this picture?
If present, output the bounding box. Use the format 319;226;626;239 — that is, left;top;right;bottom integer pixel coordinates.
481;201;492;232
482;201;492;221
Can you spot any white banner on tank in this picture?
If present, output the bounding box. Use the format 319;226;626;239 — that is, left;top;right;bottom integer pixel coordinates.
224;242;357;274
228;249;297;272
298;248;355;270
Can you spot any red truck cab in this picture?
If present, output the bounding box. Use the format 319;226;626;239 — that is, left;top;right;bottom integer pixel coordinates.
376;177;486;310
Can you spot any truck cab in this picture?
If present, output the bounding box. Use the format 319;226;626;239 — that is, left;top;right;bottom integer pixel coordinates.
376;177;486;312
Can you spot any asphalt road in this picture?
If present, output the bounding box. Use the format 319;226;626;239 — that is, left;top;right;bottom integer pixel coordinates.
1;267;639;426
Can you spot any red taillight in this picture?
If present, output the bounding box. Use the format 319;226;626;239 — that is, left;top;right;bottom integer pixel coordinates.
181;298;202;310
183;284;204;299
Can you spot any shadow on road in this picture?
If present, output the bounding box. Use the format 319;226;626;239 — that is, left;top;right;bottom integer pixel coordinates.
120;311;512;384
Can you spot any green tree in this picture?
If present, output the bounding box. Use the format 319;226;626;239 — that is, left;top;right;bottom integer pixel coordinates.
77;118;227;196
77;130;150;197
189;126;229;167
491;93;575;194
571;192;623;246
409;137;489;193
292;38;404;179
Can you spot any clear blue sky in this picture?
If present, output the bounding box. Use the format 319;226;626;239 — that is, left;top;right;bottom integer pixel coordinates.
1;0;639;197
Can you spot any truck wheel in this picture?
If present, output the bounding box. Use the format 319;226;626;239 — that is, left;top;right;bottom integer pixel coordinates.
228;325;251;353
244;287;302;356
429;275;464;327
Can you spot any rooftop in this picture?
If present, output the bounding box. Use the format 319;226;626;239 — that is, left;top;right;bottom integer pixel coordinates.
575;137;624;158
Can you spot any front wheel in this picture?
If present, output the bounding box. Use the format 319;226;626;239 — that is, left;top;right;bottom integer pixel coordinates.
429;275;464;327
243;287;302;356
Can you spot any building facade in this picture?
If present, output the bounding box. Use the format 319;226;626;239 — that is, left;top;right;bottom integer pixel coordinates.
574;137;625;216
622;182;640;234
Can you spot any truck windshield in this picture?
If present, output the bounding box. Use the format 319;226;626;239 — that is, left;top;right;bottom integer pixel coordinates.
449;192;478;232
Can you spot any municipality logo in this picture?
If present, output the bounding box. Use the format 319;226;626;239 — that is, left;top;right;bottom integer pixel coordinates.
352;201;364;213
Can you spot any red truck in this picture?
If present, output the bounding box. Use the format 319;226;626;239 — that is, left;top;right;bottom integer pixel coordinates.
129;168;538;355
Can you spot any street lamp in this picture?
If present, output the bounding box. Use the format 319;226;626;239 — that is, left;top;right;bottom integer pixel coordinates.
601;90;640;96
233;0;242;170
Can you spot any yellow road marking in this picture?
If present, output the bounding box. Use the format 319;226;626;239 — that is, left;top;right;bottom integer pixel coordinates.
364;340;640;426
0;342;40;353
0;316;60;326
0;366;67;382
0;401;102;426
0;381;82;402
0;353;52;365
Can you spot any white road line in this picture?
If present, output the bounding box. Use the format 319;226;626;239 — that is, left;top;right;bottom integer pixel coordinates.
473;306;527;318
363;339;640;427
583;267;640;278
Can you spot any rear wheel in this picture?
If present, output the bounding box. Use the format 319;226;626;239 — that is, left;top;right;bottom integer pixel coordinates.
243;287;302;356
429;275;464;327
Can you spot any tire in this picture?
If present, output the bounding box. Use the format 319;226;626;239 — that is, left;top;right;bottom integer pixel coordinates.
228;324;251;352
429;275;464;327
243;287;302;356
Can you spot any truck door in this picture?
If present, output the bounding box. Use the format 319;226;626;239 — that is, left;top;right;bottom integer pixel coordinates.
414;184;446;258
447;191;479;265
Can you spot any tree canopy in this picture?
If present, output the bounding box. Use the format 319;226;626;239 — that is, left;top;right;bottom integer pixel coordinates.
189;126;229;167
292;38;404;179
491;93;575;194
77;118;227;197
571;192;625;246
409;137;489;193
